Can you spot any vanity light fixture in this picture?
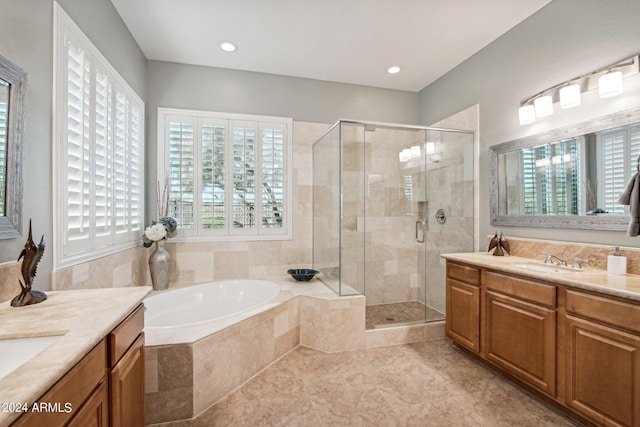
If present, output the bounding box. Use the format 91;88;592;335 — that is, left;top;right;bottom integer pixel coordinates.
219;41;237;52
518;104;536;125
518;54;638;125
559;84;581;109
387;66;401;74
599;71;623;98
533;95;554;117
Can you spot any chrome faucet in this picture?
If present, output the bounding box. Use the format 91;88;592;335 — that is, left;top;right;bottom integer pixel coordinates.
572;257;589;269
540;249;567;266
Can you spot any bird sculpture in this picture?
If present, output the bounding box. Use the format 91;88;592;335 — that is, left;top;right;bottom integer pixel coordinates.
11;220;47;307
488;231;510;257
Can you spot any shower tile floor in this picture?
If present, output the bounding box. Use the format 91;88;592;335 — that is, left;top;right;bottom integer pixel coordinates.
366;301;443;329
193;339;577;427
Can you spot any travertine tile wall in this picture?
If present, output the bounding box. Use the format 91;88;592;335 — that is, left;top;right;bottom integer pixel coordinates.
145;297;301;425
47;121;328;291
0;261;22;303
491;235;640;274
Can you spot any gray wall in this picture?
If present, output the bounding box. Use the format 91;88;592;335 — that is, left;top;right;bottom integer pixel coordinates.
0;0;146;288
418;0;640;248
145;60;418;217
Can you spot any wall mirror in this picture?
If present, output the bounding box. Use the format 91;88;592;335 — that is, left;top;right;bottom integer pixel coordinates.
0;54;26;239
490;107;640;230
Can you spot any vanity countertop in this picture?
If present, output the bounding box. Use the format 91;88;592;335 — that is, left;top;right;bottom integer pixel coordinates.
0;286;151;426
442;252;640;302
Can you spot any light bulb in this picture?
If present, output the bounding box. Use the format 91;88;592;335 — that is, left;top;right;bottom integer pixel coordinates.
534;95;553;117
559;84;581;109
518;104;536;125
599;71;623;98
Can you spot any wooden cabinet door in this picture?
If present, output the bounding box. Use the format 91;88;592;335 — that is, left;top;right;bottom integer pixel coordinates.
565;315;640;427
67;380;109;427
109;333;145;427
484;290;556;397
446;277;480;352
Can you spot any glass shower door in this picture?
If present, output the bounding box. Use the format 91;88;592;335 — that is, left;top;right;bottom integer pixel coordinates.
363;126;430;328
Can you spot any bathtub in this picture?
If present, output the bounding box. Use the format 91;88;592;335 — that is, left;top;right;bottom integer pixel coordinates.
144;279;281;329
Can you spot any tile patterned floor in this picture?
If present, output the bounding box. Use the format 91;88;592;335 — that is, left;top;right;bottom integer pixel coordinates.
192;339;577;427
366;301;444;329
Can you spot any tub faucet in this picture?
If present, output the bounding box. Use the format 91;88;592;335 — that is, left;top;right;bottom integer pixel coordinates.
540;250;567;266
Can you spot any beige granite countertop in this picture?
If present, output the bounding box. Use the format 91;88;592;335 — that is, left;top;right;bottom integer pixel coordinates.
0;286;151;426
441;252;640;302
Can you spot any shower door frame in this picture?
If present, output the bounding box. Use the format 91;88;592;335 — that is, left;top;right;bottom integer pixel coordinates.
312;119;475;326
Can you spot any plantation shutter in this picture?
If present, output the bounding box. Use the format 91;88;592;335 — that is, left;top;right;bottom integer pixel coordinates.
129;103;143;235
260;122;286;232
199;119;226;234
93;68;113;247
64;37;92;254
159;109;292;240
231;120;257;233
55;3;145;267
167;117;197;235
599;126;640;215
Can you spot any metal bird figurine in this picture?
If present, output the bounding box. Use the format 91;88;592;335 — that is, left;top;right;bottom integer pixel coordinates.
487;231;510;257
11;220;47;307
499;232;510;255
488;232;500;253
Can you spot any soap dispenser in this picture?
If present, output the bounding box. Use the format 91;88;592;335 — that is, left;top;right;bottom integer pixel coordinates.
607;247;627;275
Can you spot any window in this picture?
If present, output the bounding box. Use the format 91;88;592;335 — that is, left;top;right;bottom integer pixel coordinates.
598;125;640;214
157;108;292;240
521;138;582;215
53;4;144;268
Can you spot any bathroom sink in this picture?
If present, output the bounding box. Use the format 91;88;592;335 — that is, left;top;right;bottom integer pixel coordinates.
0;334;65;381
513;263;576;275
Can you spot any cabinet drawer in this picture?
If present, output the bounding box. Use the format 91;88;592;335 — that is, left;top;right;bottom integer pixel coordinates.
109;304;144;367
565;289;640;334
13;340;107;427
447;262;480;286
484;271;556;308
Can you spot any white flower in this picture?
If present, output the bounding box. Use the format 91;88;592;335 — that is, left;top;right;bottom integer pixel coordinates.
144;223;167;242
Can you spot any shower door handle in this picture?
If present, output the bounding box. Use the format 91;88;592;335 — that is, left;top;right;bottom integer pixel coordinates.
415;220;425;243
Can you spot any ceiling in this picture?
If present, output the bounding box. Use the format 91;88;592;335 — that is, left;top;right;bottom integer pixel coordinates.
110;0;552;92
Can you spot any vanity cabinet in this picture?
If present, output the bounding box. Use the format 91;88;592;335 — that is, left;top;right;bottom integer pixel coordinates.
445;259;640;427
483;271;557;397
563;289;640;426
12;340;109;427
445;263;480;352
108;304;145;427
12;304;144;427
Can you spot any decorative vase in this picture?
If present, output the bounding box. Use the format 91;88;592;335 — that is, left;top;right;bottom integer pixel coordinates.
149;239;170;291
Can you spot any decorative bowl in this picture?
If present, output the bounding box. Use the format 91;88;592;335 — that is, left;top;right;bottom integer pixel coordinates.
287;269;319;281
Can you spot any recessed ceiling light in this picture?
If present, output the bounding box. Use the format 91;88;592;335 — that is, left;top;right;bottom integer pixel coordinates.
219;41;237;52
387;66;401;74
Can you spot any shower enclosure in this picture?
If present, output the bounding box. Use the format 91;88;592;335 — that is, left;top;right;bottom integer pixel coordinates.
313;120;474;329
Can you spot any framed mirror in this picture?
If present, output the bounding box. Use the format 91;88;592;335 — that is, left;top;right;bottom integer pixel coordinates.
490;107;640;230
0;54;26;239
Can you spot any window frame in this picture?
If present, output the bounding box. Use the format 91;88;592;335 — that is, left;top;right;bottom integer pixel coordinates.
53;3;145;270
157;108;293;242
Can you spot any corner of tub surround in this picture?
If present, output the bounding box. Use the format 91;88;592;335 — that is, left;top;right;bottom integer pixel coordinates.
483;236;640;275
51;245;150;290
0;260;22;303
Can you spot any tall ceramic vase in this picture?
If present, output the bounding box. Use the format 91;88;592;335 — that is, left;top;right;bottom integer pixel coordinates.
149;239;170;291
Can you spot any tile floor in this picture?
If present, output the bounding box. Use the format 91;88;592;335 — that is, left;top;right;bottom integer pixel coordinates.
366;301;444;329
192;339;577;426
